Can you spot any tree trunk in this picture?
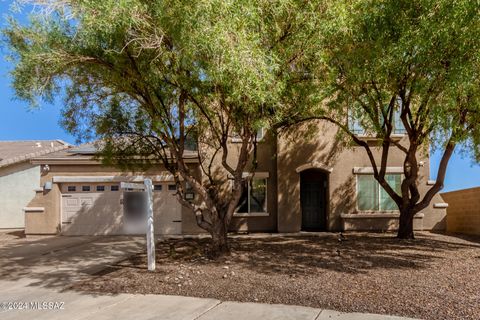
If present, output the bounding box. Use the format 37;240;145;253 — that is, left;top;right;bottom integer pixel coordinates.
209;221;230;257
397;209;415;239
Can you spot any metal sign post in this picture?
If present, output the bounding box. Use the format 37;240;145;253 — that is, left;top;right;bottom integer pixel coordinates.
120;180;155;271
144;178;155;271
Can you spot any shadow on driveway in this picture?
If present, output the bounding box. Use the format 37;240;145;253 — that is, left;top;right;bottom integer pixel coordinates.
0;235;145;291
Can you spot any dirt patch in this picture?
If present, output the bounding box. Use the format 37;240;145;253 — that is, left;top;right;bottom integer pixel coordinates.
71;232;480;320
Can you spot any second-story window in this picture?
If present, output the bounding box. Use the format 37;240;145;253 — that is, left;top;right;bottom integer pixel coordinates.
393;107;407;135
348;106;406;136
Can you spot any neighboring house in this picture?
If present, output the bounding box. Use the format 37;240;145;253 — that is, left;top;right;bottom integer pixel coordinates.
0;140;70;229
24;121;448;235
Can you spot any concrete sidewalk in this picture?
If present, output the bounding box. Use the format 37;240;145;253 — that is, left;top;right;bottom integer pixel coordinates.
0;280;418;320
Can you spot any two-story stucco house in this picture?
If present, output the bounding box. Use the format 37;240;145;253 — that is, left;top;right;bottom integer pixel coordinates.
0;140;70;229
23;121;447;235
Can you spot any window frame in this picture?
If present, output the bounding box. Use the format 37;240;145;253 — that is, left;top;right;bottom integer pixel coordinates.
234;174;269;217
355;173;401;213
81;185;91;192
110;185;119;191
348;105;407;138
67;186;76;192
96;185;105;192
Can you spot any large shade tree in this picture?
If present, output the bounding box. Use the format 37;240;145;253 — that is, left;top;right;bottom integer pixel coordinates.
5;0;321;255
281;0;480;238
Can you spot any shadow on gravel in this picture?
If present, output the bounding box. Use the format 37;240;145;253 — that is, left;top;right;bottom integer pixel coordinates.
68;232;479;320
143;232;479;276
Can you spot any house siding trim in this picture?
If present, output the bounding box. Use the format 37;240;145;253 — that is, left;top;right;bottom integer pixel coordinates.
52;174;176;183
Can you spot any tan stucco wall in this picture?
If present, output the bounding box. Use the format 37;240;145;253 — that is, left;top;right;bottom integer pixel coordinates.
25;184;61;234
342;214;425;231
442;187;480;236
276;120;446;232
0;162;40;229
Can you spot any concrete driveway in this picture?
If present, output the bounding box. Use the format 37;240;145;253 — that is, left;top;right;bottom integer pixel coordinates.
0;232;418;320
0;232;145;288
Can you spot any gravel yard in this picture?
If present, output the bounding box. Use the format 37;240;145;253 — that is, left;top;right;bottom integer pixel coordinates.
72;232;480;320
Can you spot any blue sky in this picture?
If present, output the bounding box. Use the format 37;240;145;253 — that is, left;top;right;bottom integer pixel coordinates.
0;1;479;192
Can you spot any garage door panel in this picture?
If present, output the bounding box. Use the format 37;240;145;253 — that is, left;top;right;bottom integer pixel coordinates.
153;189;181;234
61;187;123;235
61;182;182;235
64;198;79;206
79;197;94;206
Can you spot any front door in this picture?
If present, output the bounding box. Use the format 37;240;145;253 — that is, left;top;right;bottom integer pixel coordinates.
300;170;327;231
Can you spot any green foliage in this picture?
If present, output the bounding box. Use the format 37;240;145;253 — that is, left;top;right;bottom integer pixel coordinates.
292;0;480;156
4;0;320;147
278;0;480;237
4;1;323;240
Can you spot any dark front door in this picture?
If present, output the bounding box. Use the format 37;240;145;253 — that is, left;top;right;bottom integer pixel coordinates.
300;170;327;231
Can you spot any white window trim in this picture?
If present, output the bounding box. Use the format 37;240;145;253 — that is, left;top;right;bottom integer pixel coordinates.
355;173;402;212
234;173;269;217
241;172;270;179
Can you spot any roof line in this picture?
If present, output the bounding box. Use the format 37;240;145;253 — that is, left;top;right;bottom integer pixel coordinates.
0;143;72;169
0;139;71;143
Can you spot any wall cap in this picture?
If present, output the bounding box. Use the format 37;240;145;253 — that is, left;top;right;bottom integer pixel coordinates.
433;203;448;208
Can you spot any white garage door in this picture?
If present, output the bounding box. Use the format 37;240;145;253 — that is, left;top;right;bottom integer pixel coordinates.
61;182;181;235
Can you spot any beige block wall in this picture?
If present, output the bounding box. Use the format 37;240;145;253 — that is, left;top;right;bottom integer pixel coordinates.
276;120;446;232
441;187;480;236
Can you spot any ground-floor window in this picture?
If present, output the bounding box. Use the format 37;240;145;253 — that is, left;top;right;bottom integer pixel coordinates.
235;177;267;215
357;174;401;211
